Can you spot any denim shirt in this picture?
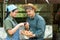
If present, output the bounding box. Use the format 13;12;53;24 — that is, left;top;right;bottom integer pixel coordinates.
27;14;46;40
4;16;20;40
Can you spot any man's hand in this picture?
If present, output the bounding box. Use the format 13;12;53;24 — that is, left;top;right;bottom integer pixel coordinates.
21;30;35;38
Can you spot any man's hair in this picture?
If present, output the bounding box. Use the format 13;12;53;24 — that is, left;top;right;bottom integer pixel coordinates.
23;3;37;11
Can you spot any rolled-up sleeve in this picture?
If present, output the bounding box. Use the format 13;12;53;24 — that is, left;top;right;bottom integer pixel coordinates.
4;20;12;31
35;19;46;37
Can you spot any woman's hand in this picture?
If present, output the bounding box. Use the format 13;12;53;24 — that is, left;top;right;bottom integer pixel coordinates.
24;22;29;30
7;23;24;36
17;23;24;27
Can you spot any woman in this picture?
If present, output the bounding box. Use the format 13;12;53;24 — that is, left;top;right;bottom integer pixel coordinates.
4;4;24;40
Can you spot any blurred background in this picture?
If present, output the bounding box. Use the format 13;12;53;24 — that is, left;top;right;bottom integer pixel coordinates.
0;0;60;40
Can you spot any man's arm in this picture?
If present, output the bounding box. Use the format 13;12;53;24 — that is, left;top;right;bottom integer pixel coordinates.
22;19;46;38
34;19;46;37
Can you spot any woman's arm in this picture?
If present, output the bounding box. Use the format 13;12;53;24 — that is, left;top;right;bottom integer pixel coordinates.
7;23;24;36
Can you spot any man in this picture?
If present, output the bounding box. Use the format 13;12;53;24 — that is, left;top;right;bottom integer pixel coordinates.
22;3;46;40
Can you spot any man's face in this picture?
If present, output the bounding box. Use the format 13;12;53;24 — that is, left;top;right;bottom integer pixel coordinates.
26;9;35;17
11;10;18;17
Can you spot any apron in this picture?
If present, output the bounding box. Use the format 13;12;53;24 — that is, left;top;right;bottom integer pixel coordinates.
6;19;20;40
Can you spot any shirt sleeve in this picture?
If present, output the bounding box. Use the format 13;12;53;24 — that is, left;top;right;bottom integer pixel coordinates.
4;20;13;31
34;18;46;37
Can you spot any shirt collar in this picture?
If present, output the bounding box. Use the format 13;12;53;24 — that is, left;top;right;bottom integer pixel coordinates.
29;14;36;20
8;15;14;20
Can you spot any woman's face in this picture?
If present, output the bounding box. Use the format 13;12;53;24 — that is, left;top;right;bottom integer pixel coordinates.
11;10;18;17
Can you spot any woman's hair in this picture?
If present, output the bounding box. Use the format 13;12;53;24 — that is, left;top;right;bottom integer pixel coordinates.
5;8;10;19
5;8;17;19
